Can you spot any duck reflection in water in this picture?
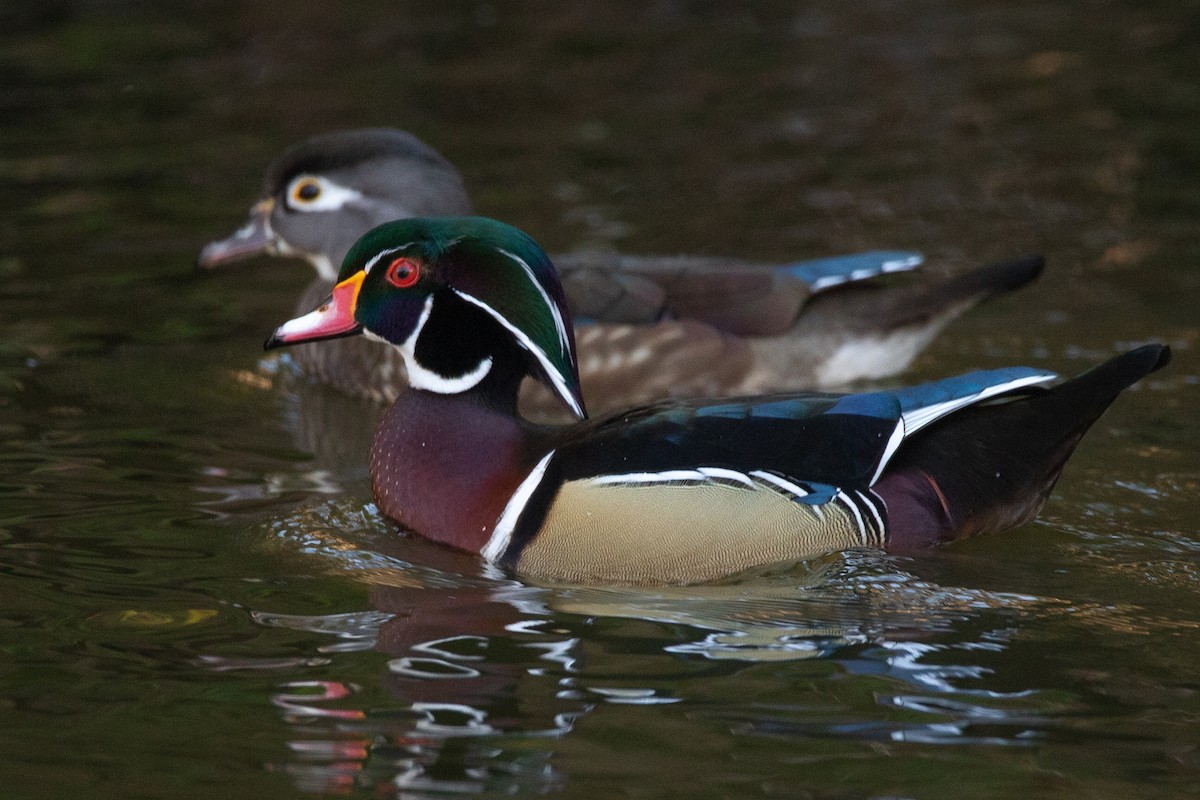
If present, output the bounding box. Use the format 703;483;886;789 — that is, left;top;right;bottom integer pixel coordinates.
235;517;1065;796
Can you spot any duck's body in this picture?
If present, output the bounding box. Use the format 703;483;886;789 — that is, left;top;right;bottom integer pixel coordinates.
367;355;1165;585
265;217;1169;585
204;128;1041;416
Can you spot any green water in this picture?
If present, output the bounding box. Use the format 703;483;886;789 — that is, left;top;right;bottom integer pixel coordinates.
2;2;1198;798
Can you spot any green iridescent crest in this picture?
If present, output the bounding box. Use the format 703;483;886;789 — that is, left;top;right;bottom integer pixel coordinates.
342;217;586;418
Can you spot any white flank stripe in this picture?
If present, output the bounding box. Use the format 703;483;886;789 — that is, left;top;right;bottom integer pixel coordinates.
483;451;556;563
857;490;886;543
454;290;584;418
697;467;755;487
749;470;810;497
838;490;867;542
590;470;707;486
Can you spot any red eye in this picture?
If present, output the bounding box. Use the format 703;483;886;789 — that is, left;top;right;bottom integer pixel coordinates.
385;257;421;288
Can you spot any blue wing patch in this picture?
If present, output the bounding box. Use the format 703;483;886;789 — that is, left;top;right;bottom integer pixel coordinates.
892;367;1055;414
891;367;1057;438
694;395;840;421
824;392;903;421
782;250;923;291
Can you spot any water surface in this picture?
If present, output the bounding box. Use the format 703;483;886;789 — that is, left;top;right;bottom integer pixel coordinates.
1;2;1198;798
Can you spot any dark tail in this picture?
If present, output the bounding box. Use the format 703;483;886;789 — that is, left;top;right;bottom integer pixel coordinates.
877;344;1171;550
936;254;1045;303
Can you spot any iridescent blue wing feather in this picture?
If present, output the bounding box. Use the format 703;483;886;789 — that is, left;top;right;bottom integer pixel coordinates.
555;367;1058;491
782;250;923;291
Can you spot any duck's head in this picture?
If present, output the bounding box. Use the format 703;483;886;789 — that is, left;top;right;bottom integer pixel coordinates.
265;217;586;419
197;128;472;281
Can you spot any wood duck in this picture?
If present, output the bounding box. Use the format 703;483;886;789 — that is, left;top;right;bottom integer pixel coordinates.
201;128;1043;418
264;216;1170;585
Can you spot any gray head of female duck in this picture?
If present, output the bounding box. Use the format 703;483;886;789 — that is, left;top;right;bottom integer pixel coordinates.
197;128;471;280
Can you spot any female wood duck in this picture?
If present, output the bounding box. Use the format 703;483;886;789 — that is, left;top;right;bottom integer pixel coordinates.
264;216;1169;585
201;128;1043;418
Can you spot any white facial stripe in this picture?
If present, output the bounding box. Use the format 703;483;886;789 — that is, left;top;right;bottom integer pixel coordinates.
497;248;571;351
396;294;433;358
285;175;364;212
394;295;494;393
484;450;556;563
453;290;584;418
364;243;416;275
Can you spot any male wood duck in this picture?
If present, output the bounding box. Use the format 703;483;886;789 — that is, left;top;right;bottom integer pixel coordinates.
201;128;1043;418
264;217;1169;585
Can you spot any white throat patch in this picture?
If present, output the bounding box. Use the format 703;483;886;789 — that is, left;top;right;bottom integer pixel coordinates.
394;295;494;394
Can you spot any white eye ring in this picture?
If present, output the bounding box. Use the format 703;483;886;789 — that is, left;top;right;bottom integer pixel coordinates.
284;175;364;212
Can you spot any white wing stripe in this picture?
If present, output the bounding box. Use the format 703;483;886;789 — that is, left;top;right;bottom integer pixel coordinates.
870;372;1058;485
901;373;1055;436
870;419;907;486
